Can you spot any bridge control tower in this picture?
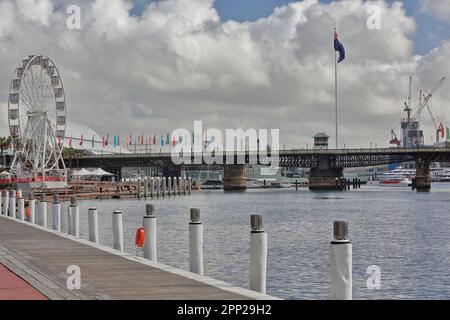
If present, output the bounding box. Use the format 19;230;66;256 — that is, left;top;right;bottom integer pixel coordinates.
309;133;345;191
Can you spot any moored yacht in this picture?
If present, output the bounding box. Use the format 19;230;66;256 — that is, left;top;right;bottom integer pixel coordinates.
368;166;414;187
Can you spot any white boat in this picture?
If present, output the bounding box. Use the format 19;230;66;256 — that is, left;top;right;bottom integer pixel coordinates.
368;166;414;187
201;179;223;190
431;165;450;182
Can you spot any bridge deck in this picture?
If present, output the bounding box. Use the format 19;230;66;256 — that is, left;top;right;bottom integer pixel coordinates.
66;147;450;170
0;216;254;300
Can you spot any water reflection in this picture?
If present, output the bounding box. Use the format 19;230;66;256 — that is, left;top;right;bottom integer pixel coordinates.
49;184;450;299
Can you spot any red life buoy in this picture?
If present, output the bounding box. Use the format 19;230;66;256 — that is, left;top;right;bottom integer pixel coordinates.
135;227;145;248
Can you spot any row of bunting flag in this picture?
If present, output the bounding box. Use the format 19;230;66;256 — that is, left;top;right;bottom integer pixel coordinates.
61;132;219;149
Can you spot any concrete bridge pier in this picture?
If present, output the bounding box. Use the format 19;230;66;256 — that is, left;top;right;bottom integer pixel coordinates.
223;165;246;191
415;159;431;191
308;156;345;191
309;168;345;191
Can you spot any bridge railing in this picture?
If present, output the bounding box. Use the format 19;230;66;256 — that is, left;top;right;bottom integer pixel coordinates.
65;146;450;159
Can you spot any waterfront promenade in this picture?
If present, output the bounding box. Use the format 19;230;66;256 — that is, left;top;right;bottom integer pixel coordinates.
0;214;273;300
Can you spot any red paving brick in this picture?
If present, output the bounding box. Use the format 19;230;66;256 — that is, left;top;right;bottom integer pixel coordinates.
0;264;47;300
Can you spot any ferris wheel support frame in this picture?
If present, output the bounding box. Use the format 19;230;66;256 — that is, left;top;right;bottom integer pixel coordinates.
7;54;67;188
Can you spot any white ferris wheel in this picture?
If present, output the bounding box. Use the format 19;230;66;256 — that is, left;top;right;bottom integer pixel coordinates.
8;54;67;184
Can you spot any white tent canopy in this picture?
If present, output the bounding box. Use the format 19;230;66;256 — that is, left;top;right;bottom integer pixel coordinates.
91;168;114;176
72;168;92;176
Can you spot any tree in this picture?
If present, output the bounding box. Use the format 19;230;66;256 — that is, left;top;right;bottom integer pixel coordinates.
0;136;12;155
61;147;85;158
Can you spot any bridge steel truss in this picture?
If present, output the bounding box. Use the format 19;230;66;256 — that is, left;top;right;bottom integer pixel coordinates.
65;147;450;171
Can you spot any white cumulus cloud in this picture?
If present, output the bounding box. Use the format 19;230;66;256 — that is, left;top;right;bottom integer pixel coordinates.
422;0;450;21
0;0;449;149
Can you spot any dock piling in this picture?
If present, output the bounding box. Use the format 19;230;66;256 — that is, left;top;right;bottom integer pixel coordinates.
156;177;161;197
9;190;16;218
330;221;352;300
38;194;47;227
189;208;204;275
162;177;166;197
249;214;267;294
137;177;142;199
18;194;25;221
52;194;61;232
28;194;35;224
2;190;9;216
143;204;157;262
144;177;148;198
68;196;79;237
150;177;154;198
168;177;172;197
88;207;99;244
113;210;124;251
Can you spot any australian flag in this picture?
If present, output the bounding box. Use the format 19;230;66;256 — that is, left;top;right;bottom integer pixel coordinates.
334;31;346;63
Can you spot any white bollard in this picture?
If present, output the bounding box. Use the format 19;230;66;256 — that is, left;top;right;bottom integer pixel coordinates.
18;196;25;221
9;190;16;218
250;215;267;294
70;204;80;238
183;178;187;195
113;211;124;251
29;195;35;224
2;190;9;215
143;204;157;262
52;194;61;232
88;207;99;244
189;208;204;275
330;221;352;300
38;194;47;227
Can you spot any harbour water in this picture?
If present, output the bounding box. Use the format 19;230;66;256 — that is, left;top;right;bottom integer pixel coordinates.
53;184;450;300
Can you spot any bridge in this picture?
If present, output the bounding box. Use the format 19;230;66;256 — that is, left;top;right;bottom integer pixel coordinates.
65;147;450;191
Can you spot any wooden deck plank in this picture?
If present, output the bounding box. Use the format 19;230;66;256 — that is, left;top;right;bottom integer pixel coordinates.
0;215;250;300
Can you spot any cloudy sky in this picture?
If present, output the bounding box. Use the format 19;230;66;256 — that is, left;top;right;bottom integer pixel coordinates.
1;0;449;149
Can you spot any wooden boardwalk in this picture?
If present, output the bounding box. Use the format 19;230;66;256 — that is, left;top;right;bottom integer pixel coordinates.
0;215;270;300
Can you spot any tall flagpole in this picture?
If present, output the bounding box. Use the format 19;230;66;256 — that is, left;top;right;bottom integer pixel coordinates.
334;28;338;150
